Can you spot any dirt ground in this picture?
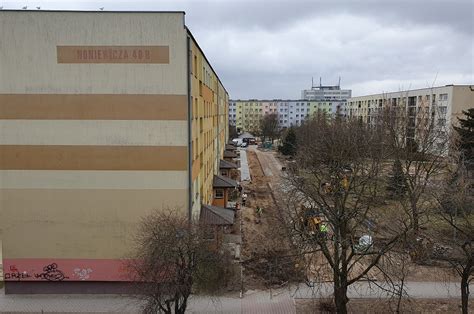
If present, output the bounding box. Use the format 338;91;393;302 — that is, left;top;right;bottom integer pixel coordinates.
240;147;461;297
240;148;301;290
296;298;472;313
275;152;459;283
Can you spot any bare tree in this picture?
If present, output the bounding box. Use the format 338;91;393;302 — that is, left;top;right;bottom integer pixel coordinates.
380;92;450;232
281;116;408;313
259;113;280;143
434;152;473;314
129;210;231;314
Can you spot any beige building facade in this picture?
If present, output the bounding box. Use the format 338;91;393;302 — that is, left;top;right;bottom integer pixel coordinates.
347;85;473;154
0;10;228;293
347;85;473;126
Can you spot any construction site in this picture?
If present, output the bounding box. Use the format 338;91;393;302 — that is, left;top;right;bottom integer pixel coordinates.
233;140;472;313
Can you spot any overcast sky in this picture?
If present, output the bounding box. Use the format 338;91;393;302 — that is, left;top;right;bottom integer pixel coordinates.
3;0;473;98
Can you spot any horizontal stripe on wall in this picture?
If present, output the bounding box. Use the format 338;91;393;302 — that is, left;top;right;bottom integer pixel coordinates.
0;120;187;146
0;170;187;189
0;94;187;120
0;145;187;170
1;188;188;259
3;258;131;281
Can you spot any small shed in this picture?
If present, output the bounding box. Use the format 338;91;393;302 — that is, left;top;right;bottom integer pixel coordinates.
212;174;238;208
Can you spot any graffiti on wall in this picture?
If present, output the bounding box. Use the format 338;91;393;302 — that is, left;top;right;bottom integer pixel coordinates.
3;259;129;281
73;268;93;280
37;263;68;281
4;263;68;281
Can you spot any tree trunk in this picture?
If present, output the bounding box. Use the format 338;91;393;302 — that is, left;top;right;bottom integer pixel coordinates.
411;201;419;232
461;265;470;314
334;283;349;314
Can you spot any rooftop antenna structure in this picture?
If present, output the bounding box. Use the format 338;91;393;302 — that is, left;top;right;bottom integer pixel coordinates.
338;76;341;88
311;77;314;89
320;77;322;88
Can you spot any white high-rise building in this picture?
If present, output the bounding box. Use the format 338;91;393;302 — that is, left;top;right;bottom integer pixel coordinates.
301;78;352;101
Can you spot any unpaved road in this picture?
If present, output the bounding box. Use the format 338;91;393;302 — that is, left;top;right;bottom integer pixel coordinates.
251;147;282;180
239;147;298;291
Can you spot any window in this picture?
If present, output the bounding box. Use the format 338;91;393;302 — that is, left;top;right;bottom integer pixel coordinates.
193;55;197;76
439;93;448;101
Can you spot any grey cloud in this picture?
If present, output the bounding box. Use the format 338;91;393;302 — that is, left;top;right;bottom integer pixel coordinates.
3;0;473;98
184;0;473;36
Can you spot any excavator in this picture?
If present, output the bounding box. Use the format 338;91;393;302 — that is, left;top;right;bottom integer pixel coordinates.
299;205;327;239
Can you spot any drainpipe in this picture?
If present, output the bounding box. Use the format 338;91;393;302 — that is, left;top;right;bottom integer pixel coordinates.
217;82;220;174
186;35;193;221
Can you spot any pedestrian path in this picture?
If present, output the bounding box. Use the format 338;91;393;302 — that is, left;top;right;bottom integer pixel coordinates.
292;281;470;299
239;148;251;182
0;282;470;313
0;288;295;313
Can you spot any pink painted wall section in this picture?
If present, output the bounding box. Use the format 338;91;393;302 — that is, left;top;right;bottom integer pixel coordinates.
262;102;277;115
3;259;132;282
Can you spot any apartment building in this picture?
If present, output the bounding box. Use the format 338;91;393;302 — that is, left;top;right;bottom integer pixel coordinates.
229;99;345;132
347;85;473;152
0;10;228;294
347;85;473;123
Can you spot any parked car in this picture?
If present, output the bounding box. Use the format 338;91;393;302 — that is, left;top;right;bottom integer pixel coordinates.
241;142;248;148
232;138;243;146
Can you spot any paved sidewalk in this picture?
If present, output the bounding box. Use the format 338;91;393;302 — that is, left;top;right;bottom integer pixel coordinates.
0;282;469;313
0;288;295;313
293;281;470;299
238;148;251;182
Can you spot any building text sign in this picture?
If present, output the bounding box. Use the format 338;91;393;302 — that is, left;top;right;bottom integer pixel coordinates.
57;46;169;64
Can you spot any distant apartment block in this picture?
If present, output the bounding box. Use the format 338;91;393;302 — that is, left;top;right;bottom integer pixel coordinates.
229;99;345;132
347;85;473;125
229;79;351;133
347;85;474;153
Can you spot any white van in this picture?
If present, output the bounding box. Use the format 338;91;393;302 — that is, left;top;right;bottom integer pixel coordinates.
232;138;243;146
